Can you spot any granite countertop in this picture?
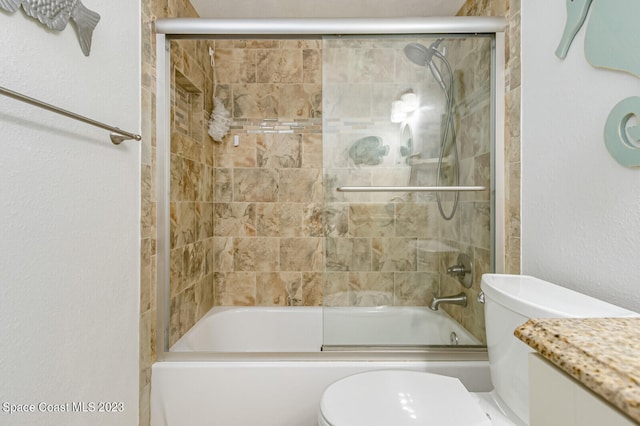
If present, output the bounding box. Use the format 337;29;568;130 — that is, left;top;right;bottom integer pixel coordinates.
515;317;640;423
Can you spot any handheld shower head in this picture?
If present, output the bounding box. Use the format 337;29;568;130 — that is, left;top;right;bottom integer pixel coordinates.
403;40;443;67
404;39;449;96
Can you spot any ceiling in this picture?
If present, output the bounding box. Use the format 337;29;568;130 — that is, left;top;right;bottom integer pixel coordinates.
189;0;467;19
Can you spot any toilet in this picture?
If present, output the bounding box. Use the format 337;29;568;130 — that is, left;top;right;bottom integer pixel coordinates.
318;274;638;425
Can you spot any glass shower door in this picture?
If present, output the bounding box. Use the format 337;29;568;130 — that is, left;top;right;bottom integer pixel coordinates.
321;34;494;349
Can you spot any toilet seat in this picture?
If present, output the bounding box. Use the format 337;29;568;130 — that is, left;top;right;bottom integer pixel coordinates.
318;370;494;426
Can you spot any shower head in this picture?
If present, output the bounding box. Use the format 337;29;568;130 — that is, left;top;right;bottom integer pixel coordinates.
403;40;443;67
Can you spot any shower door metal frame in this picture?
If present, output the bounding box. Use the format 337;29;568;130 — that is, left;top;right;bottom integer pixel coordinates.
155;17;506;361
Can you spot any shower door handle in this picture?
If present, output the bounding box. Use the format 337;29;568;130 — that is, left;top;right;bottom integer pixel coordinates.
335;186;487;192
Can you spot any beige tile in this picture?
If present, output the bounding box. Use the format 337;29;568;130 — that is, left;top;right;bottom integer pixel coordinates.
325;237;371;272
349;203;395;237
394;272;438;306
303;49;322;84
256;203;303;237
214;49;257;84
280;238;323;271
195;274;215;319
233;83;279;118
184;242;207;286
371;237;417;271
256;272;302;306
278;84;322;118
348;272;394;306
198;165;214;202
213;237;234;272
278;168;322;203
140;238;153;314
170;202;196;248
234;168;279;202
169;286;196;346
214;272;256;306
302;133;323;168
257;49;303;84
322;203;349;237
214;168;233;202
231;134;257;168
257;133;302;168
214;202;256;236
323;272;352;306
302;272;323;306
303;203;324;237
348;48;395;83
233;237;279;272
196;202;214;240
396;203;432;238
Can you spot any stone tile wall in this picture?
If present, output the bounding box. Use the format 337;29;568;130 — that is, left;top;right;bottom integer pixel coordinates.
210;40;325;307
433;36;494;344
458;0;521;274
140;1;204;424
207;37;494;311
320;37;447;308
443;0;521;344
168;39;217;346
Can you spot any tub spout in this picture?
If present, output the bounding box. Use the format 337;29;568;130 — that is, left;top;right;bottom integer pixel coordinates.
430;292;467;311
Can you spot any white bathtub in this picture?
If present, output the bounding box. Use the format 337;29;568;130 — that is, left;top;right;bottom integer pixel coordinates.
152;306;489;426
171;306;481;351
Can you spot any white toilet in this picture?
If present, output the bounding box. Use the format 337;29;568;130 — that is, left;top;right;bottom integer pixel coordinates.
318;274;638;426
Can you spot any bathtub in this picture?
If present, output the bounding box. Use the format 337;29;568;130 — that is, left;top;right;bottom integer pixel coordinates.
151;306;489;426
171;306;481;351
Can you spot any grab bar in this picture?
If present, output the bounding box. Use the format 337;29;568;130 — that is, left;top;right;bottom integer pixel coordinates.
0;85;142;145
336;186;487;192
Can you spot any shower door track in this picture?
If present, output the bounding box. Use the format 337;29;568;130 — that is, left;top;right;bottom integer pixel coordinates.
336;186;487;192
155;17;507;361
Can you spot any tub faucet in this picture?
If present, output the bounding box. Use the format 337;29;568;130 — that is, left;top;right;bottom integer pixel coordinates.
430;292;468;311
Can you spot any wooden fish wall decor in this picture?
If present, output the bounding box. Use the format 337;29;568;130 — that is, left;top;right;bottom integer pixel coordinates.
0;0;101;56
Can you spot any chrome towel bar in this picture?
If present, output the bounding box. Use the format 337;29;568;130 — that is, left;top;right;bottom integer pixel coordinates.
0;85;142;145
336;186;487;192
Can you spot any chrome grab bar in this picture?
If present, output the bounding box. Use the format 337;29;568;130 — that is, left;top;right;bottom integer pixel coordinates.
336;186;487;192
0;85;142;145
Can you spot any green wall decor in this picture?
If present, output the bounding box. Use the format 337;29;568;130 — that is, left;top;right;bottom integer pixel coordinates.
556;0;592;59
584;0;640;78
604;97;640;168
556;0;640;78
556;0;640;168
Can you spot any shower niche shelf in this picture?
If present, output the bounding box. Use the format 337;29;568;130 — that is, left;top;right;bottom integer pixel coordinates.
173;70;204;142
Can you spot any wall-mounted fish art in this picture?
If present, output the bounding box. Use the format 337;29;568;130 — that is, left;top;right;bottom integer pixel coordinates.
348;136;389;166
556;0;640;167
556;0;640;78
0;0;100;56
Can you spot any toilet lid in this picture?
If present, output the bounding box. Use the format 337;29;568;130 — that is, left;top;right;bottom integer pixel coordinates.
320;370;492;426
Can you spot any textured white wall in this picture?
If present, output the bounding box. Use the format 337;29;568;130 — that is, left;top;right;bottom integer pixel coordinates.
0;2;140;425
521;1;640;311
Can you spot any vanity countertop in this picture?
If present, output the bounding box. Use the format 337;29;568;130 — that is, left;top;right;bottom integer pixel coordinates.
515;317;640;423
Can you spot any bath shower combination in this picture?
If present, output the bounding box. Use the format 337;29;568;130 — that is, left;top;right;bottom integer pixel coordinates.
404;40;460;220
152;17;506;426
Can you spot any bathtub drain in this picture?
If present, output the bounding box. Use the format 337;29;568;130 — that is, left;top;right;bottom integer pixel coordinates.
449;332;459;345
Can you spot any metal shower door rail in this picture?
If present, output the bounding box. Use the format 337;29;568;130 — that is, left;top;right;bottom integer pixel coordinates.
0;85;142;145
336;186;487;192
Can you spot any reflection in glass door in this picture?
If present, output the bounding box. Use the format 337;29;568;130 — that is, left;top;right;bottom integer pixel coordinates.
321;34;495;348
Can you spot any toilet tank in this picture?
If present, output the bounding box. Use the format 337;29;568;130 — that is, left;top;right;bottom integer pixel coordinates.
481;274;638;425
